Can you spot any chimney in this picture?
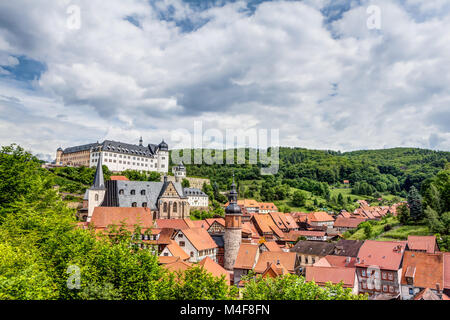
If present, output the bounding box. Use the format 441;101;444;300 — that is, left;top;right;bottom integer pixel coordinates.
436;283;441;293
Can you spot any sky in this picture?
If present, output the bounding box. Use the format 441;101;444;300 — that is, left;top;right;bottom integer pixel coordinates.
0;0;450;161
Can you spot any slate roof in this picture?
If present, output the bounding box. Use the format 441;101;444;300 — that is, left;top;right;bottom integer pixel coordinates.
102;180;185;210
290;241;336;256
333;239;365;257
184;188;208;197
63;142;100;154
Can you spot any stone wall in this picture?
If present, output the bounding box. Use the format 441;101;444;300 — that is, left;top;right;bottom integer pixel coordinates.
162;175;210;189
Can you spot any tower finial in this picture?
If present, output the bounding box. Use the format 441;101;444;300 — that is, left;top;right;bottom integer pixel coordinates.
139;136;143;147
92;156;105;189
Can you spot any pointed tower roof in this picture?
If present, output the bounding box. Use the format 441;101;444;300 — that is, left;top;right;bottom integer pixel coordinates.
91;156;105;190
225;173;241;215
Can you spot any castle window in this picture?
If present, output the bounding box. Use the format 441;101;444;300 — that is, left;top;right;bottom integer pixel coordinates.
142;202;147;207
132;202;137;207
163;202;167;212
173;202;177;212
130;190;136;195
95;194;99;201
119;189;124;195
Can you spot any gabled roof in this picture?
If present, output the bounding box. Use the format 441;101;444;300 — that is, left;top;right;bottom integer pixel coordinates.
192;220;209;229
89;207;153;231
413;288;444;300
306;266;356;288
198;256;230;284
356;240;406;271
234;243;259;270
334;216;366;229
314;255;357;268
407;235;437;253
290;241;336;256
254;251;297;274
165;240;190;261
260;241;282;252
259;202;278;211
251;214;286;239
155;218;195;230
178;228;218;251
401;251;444;289
205;218;225;228
163;260;192;273
307;211;334;223
262;262;289;278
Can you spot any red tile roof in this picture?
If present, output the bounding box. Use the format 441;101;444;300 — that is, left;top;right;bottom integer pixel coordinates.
179;228;218;251
296;230;326;237
314;255;357;268
334;216;367;229
444;253;450;289
307;211;334;223
356;240;407;270
165;240;190;260
260;241;282;252
110;175;129;181
89;207;153;231
262;262;289;278
198;256;230;284
155;218;195;230
234;243;259;270
407;235;437;253
306;266;356;288
401;251;444;290
254;251;297;274
163;260;192;273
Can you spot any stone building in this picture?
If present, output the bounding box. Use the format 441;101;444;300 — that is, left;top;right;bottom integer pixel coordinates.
83;159;189;221
183;187;209;210
56;137;168;173
172;162;186;182
224;176;242;271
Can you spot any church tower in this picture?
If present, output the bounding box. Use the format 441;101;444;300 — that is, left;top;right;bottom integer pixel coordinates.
224;174;242;271
87;155;106;222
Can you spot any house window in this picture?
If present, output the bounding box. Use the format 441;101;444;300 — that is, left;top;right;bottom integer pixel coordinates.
409;288;414;295
141;190;146;195
163;252;168;256
382;272;387;280
178;233;183;238
130;190;136;195
179;241;185;247
388;273;393;281
190;252;194;257
361;270;366;277
389;286;394;293
383;285;388;292
132;202;137;207
362;282;367;289
95;194;99;201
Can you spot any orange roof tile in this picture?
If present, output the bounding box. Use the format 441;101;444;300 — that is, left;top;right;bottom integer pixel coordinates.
334;216;366;229
254;251;297;274
234;243;259;270
306;266;356;287
89;207;153;231
198;256;230;284
262;262;289;278
163;260;192;273
260;241;282;252
165;240;190;260
407;235;437;253
356;240;406;270
401;251;444;289
179;228;218;251
314;255;357;268
307;211;334;223
158;256;181;264
155;218;194;230
110;175;129;181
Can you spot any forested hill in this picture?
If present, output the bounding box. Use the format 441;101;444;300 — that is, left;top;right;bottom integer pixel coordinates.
170;147;450;196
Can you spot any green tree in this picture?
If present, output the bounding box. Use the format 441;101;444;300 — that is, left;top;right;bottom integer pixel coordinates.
397;204;411;225
292;190;308;207
181;179;190;188
407;186;423;221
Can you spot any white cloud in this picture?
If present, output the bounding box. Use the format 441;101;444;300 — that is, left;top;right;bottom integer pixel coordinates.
0;0;449;161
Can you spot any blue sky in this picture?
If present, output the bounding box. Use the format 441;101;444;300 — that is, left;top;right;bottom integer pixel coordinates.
0;0;449;161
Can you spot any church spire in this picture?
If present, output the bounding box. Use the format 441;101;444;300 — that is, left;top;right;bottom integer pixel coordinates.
92;155;105;189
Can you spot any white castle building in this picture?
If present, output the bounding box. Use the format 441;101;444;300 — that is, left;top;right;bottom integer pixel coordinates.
56;137;169;174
